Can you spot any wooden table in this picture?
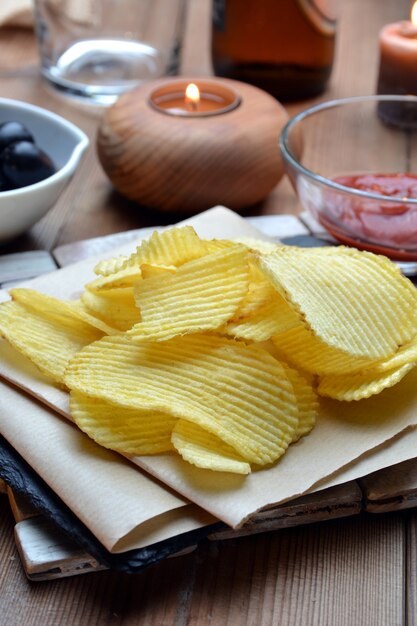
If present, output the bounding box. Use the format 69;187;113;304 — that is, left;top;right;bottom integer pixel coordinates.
0;1;415;624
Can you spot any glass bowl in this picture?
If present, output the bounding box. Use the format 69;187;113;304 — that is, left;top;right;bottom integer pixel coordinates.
279;95;417;262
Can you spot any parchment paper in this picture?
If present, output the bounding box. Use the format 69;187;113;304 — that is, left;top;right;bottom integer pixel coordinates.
2;206;417;536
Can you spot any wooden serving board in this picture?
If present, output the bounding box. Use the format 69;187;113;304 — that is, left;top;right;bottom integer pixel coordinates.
3;213;417;580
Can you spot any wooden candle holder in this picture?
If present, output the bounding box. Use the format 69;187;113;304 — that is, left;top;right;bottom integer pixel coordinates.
97;77;289;214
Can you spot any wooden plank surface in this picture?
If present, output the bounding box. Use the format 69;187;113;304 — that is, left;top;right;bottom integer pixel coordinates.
406;512;417;626
0;0;415;624
0;499;406;626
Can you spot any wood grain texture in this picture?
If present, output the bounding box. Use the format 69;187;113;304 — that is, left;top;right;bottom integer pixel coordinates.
97;78;289;213
406;511;417;625
362;458;417;501
0;507;406;626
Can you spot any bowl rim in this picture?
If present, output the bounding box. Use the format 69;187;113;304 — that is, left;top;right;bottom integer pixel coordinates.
279;94;417;205
0;97;89;197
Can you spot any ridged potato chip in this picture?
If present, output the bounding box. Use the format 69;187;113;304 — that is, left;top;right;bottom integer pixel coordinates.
81;287;140;331
226;295;299;342
253;340;318;440
203;239;236;253
230;260;276;322
261;246;417;359
272;324;378;376
0;300;18;334
94;255;129;276
171;419;251;474
371;334;417;373
86;266;143;291
10;288;118;336
140;263;177;279
90;227;209;290
121;226;209;270
0;301;102;383
318;362;415;401
128;246;249;342
70;391;176;454
65;334;299;466
234;237;279;255
283;364;318;440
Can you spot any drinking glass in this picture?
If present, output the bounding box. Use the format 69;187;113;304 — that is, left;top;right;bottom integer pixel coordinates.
34;0;187;105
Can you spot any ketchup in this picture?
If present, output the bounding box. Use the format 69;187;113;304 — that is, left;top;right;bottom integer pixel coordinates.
320;173;417;260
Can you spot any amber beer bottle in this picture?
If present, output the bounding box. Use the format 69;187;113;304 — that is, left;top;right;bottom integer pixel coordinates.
211;0;337;101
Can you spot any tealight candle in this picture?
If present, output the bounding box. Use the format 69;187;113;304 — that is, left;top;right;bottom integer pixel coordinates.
377;2;417;96
150;80;241;117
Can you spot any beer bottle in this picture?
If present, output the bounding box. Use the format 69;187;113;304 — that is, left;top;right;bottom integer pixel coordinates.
211;0;337;101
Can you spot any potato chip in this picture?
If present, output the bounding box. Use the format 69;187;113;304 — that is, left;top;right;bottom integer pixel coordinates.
94;255;129;276
203;239;236;253
234;236;279;255
121;226;209;270
128;246;249;342
81;287;140;331
140;263;177;279
89;226;210;290
70;391;176;455
318;362;415;401
64;334;299;465
171;419;251;474
86;266;143;291
0;300;18;335
226;295;299;342
272;324;378;376
9;288;118;336
253;341;317;439
69;300;121;335
0;301;102;383
282;364;318;440
229;260;276;322
371;334;417;373
261;246;417;359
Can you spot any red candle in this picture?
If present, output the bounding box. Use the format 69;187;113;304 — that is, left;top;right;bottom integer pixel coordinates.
377;3;417;96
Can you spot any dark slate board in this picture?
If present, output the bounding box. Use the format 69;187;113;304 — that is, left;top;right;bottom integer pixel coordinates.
0;435;222;573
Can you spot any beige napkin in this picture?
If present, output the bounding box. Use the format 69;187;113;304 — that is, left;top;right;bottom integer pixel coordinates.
2;207;417;539
0;207;270;550
0;0;33;28
0;374;215;553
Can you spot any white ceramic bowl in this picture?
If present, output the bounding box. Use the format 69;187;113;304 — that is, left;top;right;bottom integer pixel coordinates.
0;98;89;242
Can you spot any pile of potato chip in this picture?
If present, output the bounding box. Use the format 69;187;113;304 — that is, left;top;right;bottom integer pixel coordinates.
1;226;417;475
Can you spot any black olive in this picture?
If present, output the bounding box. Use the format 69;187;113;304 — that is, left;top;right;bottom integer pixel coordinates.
1;141;56;188
0;169;13;191
0;121;34;153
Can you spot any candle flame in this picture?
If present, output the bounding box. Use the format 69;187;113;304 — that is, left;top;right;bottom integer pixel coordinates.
411;1;417;26
185;83;200;108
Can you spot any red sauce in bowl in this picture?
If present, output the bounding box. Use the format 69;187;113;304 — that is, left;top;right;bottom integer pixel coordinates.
320;173;417;259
